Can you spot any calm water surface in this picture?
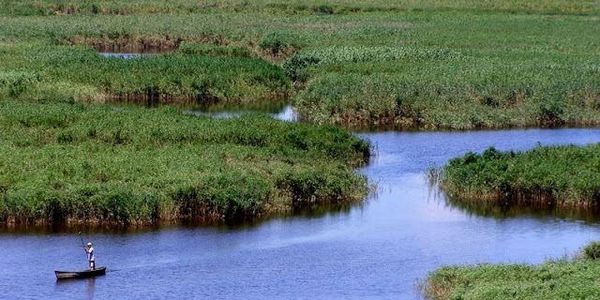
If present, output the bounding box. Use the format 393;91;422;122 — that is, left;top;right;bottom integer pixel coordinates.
2;127;600;299
188;104;297;122
97;53;152;59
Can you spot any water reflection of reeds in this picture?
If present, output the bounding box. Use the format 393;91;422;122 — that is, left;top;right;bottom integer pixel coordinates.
428;179;600;223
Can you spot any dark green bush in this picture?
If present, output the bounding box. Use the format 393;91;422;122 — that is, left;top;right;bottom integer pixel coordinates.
312;5;335;14
282;54;320;82
259;32;299;56
537;98;565;126
583;241;600;260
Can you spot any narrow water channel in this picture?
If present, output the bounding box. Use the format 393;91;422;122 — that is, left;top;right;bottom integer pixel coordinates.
1;106;599;299
187;104;297;122
97;53;151;59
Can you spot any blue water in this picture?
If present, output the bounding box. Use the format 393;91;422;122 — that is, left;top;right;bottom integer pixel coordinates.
1;128;600;299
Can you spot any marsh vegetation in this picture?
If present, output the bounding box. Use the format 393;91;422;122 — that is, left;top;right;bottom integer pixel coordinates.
435;145;600;212
1;2;599;299
0;100;369;227
424;241;600;300
0;0;597;129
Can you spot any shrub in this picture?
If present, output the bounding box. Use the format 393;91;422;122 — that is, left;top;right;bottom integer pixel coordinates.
583;241;600;260
282;54;321;82
537;98;565;126
259;32;299;56
312;5;334;14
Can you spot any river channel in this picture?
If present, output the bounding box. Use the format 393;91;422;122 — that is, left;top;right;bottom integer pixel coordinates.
1;106;599;299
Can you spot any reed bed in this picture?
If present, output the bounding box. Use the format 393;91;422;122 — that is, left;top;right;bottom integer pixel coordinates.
295;73;600;130
2;0;598;16
0;44;290;105
290;12;599;129
436;145;600;210
1;2;597;129
0;100;369;227
424;241;600;300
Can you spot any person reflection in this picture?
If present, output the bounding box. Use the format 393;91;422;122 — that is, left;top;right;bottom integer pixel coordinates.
86;278;96;300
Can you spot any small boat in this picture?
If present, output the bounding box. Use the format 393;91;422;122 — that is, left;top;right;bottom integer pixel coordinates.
55;267;106;280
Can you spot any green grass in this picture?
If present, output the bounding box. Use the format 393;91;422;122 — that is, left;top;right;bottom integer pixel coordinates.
2;0;598;16
0;0;600;225
0;1;598;129
0;99;369;227
436;145;600;210
424;242;600;300
0;43;289;105
292;12;600;129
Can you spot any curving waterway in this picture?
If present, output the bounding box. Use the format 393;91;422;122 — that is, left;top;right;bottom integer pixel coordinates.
1;109;600;299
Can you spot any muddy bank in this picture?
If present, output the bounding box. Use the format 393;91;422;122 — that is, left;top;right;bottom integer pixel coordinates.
66;34;228;53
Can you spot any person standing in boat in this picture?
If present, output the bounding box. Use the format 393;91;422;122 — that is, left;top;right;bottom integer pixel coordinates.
84;242;96;270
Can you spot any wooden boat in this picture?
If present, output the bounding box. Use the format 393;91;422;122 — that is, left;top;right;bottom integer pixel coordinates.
55;267;106;280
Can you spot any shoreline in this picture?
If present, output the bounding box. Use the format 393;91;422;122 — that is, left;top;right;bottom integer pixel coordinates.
434;145;600;219
423;242;600;300
0;199;367;233
0;100;370;231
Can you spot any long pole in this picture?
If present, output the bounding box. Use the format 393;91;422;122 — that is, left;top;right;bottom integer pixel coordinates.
77;231;87;259
78;232;87;263
78;232;85;248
